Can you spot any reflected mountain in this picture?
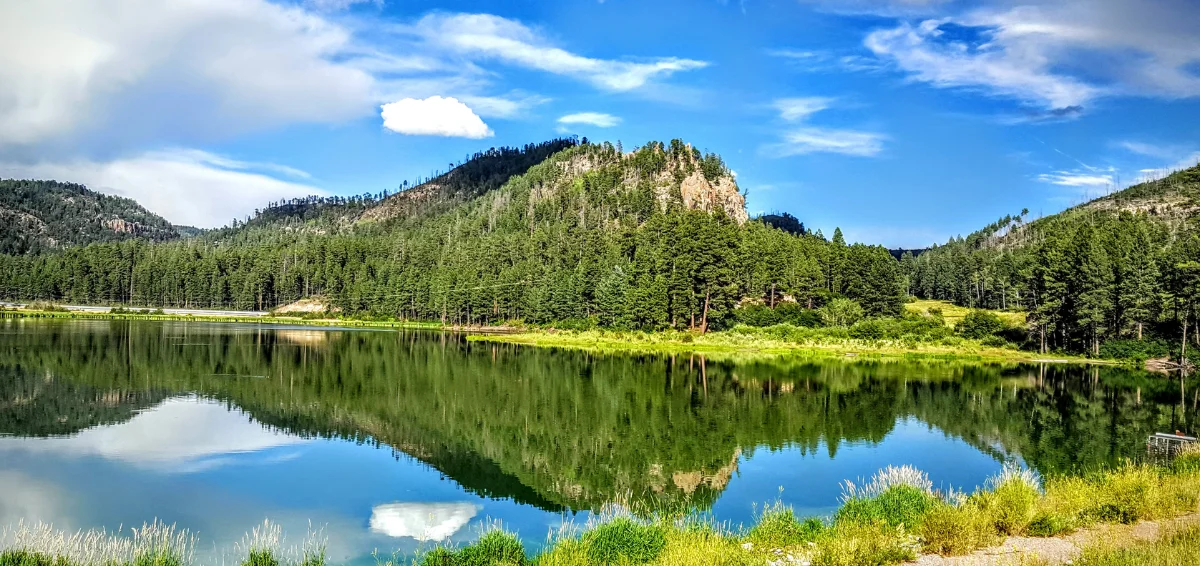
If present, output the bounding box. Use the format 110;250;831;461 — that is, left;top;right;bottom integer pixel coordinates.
0;320;1196;515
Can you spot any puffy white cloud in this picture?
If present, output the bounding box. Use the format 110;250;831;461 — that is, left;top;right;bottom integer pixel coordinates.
0;150;325;228
409;13;707;91
0;397;307;472
380;96;493;138
557;112;621;128
369;502;479;541
764;97;886;157
863;0;1200;110
0;0;378;149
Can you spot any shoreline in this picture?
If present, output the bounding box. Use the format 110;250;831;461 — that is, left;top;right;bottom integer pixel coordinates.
2;308;1111;365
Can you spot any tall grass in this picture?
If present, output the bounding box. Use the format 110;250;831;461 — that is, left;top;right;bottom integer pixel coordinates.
4;459;1198;566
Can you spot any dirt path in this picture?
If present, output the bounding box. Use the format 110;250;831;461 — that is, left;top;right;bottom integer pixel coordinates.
909;513;1200;565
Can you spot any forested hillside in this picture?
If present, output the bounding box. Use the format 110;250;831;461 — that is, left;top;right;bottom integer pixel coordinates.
907;164;1200;355
0;179;184;255
0;140;904;331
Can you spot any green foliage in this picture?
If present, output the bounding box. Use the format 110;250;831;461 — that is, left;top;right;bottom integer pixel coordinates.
239;550;278;566
1074;525;1200;566
918;502;1000;556
0;551;74;566
0;179;181;255
973;474;1040;535
583;517;666;564
1098;339;1172;362
420;531;527;566
0;140;907;334
954;310;1008;339
811;522;918;566
835;485;939;529
744;503;826;547
820;298;864;327
908;166;1200;355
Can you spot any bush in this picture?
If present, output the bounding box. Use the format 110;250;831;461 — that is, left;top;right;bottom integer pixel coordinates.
955;310;1008;339
980;335;1008;347
848;319;887;341
919;502;1000;556
1098;338;1172;362
819;299;864;328
583;517;666;564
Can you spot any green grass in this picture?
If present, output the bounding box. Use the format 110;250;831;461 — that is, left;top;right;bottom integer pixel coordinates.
467;326;1096;364
5;462;1199;566
906;299;1027;328
1074;526;1200;565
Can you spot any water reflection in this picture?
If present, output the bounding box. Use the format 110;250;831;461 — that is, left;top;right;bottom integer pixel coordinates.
0;319;1196;562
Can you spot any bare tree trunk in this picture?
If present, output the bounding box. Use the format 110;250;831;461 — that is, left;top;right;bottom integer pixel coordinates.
1138;321;1143;341
700;291;711;334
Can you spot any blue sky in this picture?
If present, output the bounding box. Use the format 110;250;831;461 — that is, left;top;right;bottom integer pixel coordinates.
1;0;1198;247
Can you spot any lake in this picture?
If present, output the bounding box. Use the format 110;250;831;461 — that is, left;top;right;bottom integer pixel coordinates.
0;319;1195;563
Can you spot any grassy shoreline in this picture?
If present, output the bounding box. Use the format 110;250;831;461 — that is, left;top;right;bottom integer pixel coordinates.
466;328;1101;364
2;308;1106;365
3;456;1199;566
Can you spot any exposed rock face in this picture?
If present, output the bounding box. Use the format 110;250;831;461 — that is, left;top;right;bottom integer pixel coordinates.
678;170;747;224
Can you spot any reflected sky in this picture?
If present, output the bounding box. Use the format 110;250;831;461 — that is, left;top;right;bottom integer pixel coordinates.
0;396;1005;563
1;320;1193;563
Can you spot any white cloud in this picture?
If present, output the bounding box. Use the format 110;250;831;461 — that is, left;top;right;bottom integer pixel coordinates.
0;0;379;149
0;397;306;472
458;93;552;119
305;0;381;11
0;150;325;227
863;0;1200;110
1037;171;1114;188
764;97;886;157
770;128;887;157
368;502;479;541
409;13;708;91
557;112;622;128
380;96;493;139
774;97;836;122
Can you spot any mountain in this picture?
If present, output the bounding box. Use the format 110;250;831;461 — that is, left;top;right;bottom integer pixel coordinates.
0;179;184;255
0;139;904;329
907;162;1200;355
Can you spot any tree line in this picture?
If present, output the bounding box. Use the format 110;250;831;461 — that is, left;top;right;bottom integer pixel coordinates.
0;141;905;330
906;165;1200;356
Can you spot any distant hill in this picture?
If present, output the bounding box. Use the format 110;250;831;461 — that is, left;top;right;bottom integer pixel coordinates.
0;179;182;254
906;162;1200;354
0;138;903;329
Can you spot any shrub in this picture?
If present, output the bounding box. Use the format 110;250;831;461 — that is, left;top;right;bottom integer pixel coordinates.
775;303;823;327
980;335;1008;348
583;517;666;564
1098;338;1172;362
919;502;1000;556
848;319;887;341
819;299;864;328
955;310;1008;339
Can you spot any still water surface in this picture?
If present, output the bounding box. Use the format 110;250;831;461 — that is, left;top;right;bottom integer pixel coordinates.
0;320;1196;562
